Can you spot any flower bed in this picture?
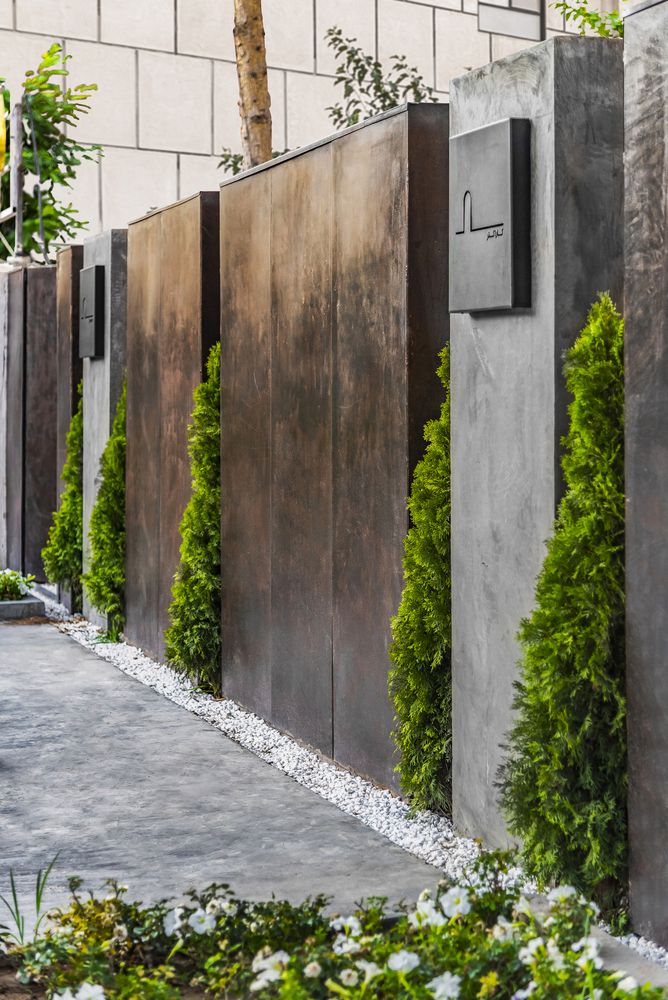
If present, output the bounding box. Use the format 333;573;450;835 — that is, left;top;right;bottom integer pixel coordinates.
4;855;664;999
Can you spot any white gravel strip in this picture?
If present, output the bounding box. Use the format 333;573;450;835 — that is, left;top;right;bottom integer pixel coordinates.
37;595;668;975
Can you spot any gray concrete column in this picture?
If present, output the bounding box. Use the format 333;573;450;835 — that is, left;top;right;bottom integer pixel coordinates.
624;0;668;947
450;37;623;844
82;230;127;628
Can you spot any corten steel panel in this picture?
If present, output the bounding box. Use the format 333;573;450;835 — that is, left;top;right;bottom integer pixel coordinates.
126;212;162;655
5;269;24;572
24;266;57;580
56;247;83;499
157;193;219;661
270;146;334;752
220;172;272;717
126;193;220;662
625;0;668;946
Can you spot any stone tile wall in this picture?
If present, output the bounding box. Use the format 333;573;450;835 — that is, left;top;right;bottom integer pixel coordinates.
0;0;584;235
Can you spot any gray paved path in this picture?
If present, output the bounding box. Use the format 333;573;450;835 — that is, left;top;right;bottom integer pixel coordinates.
0;622;437;918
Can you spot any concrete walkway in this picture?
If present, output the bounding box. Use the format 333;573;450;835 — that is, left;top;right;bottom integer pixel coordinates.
0;622;437;917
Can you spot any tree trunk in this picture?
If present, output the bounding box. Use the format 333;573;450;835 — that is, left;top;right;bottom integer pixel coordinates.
233;0;272;169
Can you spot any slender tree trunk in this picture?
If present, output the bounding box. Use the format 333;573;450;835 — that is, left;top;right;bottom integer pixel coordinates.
233;0;272;169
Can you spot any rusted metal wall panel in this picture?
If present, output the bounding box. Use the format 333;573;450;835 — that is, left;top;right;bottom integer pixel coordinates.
220;173;272;717
126;193;219;662
5;269;24;573
270;146;334;751
331;115;409;789
24;266;57;580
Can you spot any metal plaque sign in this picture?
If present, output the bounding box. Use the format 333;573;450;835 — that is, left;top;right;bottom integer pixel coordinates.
449;117;531;313
79;264;105;358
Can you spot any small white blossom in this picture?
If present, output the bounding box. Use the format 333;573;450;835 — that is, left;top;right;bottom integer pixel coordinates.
76;987;106;1000
340;969;359;987
512;984;536;1000
573;936;603;970
221;899;238;916
441;887;471;918
163;906;184;936
188;908;216;934
303;961;322;978
54;991;76;1000
491;915;514;941
251;947;272;972
356;959;382;983
330;915;362;938
418;888;432;902
249;950;290;992
112;923;128;943
387;949;420;973
615;975;639;993
547;885;577;905
546;938;565;970
409;898;447;928
333;933;361;955
518;937;544;965
426;970;462;999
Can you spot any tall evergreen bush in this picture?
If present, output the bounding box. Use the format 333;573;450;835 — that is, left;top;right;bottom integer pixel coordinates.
389;347;452;814
42;385;83;610
83;382;126;640
165;342;221;692
500;294;626;914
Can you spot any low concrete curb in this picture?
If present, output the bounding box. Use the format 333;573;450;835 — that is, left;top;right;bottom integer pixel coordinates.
0;596;45;620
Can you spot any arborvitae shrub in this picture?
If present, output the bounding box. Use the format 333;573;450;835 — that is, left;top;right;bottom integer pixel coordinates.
389;346;452;814
165;342;221;692
83;382;126;640
500;294;626;915
42;385;83;610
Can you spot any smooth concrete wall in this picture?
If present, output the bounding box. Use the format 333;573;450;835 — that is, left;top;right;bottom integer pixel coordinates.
450;36;623;844
0;265;13;569
624;0;668;948
82;230;127;628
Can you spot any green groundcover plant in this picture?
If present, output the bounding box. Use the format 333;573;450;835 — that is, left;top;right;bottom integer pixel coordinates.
3;853;662;999
389;347;452;815
165;342;221;693
82;383;126;641
0;568;34;600
42;386;84;610
500;295;626;918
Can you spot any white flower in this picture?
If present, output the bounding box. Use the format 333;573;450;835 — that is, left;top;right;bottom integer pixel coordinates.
252;947;272;972
76;987;106;1000
546;938;565;971
333;933;360;955
163;906;184;936
615;975;639;993
409;898;447;928
303;961;322;978
221;899;238;916
418;888;432;902
518;937;544;965
572;936;603;970
547;885;577;905
356;959;382;983
441;887;471;918
491;915;514;941
340;969;359;987
206;897;223;915
112;923;128;943
249;950;290;992
426;970;462;999
188;908;216;934
387;949;420;973
330;915;362;938
512;984;536;1000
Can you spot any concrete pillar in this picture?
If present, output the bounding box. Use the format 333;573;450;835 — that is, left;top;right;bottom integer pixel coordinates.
450;37;623;844
624;0;668;947
82;231;127;628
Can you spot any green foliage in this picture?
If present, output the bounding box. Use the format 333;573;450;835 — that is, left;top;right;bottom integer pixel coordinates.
165;343;221;693
6;853;663;998
551;0;623;36
0;43;100;259
83;383;126;641
0;568;34;600
389;348;452;815
42;386;83;610
500;295;626;916
325;26;437;129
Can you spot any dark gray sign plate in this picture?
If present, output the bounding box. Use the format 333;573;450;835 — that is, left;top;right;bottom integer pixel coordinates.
79;264;105;358
449;117;531;313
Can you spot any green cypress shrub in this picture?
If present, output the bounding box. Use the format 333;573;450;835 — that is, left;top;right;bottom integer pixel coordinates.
500;294;626;914
42;384;83;610
165;342;221;692
389;346;452;814
83;382;126;640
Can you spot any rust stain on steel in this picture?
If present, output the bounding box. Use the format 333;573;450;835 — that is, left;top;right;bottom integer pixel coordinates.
126;193;220;662
23;266;57;580
220;171;272;718
56;246;83;498
5;268;24;573
219;105;450;788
